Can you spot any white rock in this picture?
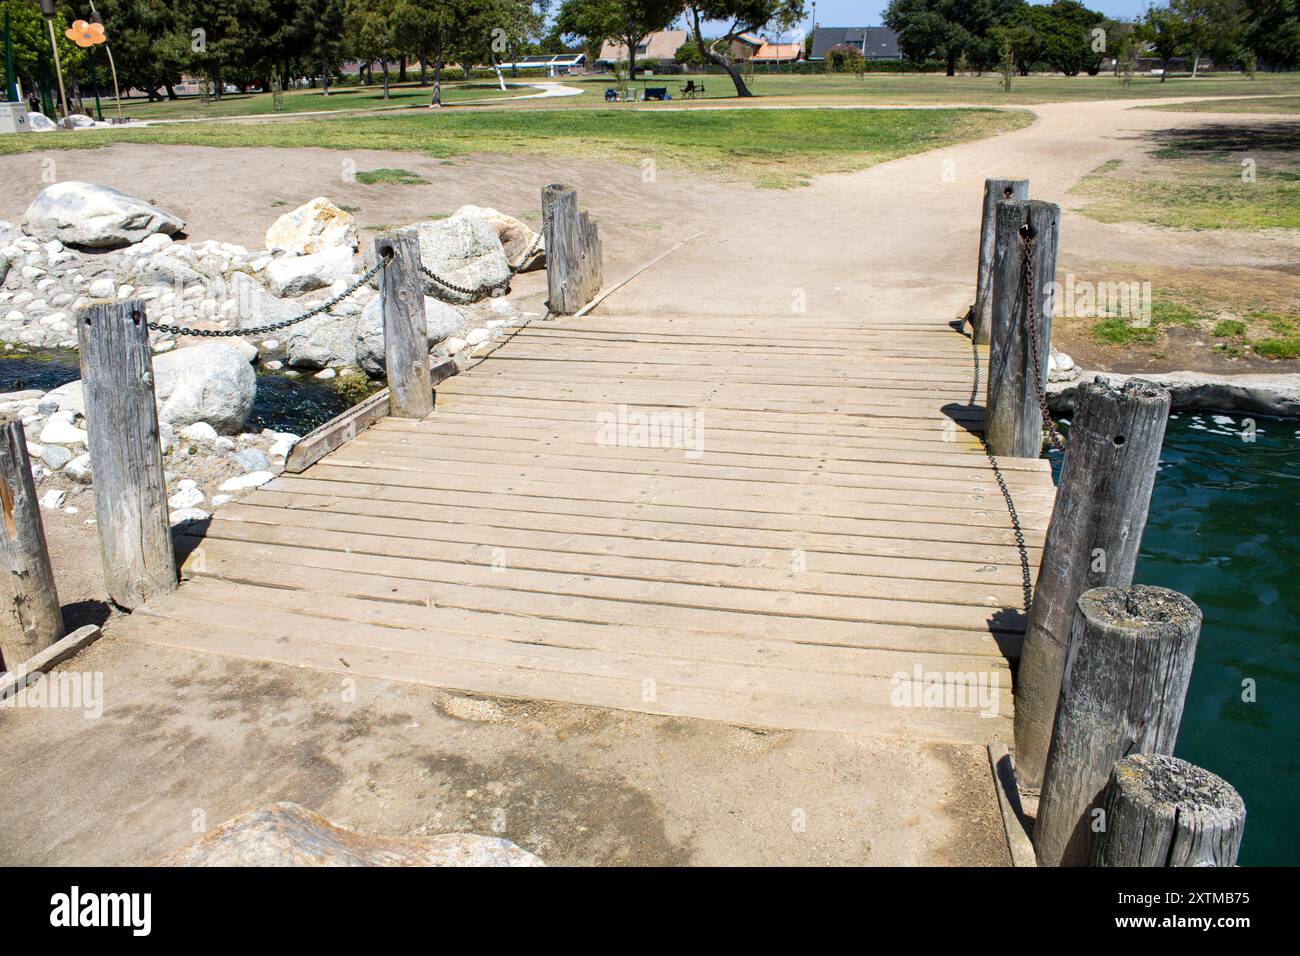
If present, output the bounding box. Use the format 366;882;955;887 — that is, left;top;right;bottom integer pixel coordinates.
265;245;355;297
168;485;205;509
265;198;358;255
212;494;233;508
38;418;88;446
40;489;66;510
466;328;491;347
180;421;219;443
65;454;93;484
314;367;336;380
451;205;544;272
140;233;174;252
21;181;185;249
219;471;275;492
1057;352;1075;371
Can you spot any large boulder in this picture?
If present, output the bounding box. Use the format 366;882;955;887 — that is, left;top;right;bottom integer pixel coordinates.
21;181;184;249
155;802;543;866
355;294;469;377
452;205;545;272
153;342;256;433
403;214;511;304
49;342;255;434
284;311;361;370
228;271;305;329
265;197;358;255
266;245;356;297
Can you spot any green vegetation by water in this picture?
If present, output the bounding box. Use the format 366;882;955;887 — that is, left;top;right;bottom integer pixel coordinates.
1049;412;1300;865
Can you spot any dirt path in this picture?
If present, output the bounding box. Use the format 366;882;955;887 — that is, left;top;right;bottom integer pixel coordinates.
0;97;1291;867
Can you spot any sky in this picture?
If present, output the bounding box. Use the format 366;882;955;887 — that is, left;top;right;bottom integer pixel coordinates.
735;1;1162;42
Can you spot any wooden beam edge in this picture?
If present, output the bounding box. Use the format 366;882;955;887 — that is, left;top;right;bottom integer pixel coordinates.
987;740;1037;867
284;357;459;474
0;624;102;700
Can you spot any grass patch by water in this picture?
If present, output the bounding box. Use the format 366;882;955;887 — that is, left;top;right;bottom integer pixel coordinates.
0;107;1032;187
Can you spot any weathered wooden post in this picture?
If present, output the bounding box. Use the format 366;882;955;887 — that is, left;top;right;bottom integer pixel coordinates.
375;232;434;419
1034;585;1201;867
542;183;603;315
985;199;1059;458
77;299;176;610
1015;376;1171;791
1093;753;1245;867
973;178;1028;345
0;418;63;668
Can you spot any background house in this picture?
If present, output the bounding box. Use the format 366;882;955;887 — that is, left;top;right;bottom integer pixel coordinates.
752;40;803;64
808;27;901;62
597;30;689;66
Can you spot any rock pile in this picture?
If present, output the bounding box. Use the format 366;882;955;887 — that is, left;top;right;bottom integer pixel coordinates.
2;184;547;525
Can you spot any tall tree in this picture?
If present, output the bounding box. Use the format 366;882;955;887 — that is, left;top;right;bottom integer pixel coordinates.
683;0;805;96
1242;0;1300;69
884;0;1022;76
555;0;677;79
344;0;400;98
289;0;347;94
1139;3;1187;80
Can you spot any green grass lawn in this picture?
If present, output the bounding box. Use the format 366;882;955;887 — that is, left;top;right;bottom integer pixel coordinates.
1140;94;1300;114
553;70;1300;108
0;106;1032;188
112;81;527;120
104;71;1300;121
1071;123;1300;230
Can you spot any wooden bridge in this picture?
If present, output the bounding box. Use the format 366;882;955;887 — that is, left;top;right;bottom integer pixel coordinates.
120;301;1056;746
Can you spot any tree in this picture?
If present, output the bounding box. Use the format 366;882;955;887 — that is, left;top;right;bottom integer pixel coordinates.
683;0;805;97
171;0;281;100
344;0;400;98
884;0;1022;76
1174;0;1245;75
1139;3;1186;80
288;0;347;94
555;0;678;80
1242;0;1300;69
0;0;88;112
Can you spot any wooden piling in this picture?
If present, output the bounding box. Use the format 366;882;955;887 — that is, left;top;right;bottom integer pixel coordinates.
76;298;176;610
542;184;603;315
0;418;63;669
985;199;1059;458
1093;753;1245;867
1034;585;1202;867
375;233;434;419
1015;376;1171;791
973;178;1028;345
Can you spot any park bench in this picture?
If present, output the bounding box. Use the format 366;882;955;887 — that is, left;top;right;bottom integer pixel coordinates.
680;80;704;99
645;87;668;101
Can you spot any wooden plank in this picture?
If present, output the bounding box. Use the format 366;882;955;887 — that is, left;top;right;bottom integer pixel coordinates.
283;358;457;474
0;625;101;699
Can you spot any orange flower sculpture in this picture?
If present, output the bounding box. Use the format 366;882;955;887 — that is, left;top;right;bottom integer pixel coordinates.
65;20;107;48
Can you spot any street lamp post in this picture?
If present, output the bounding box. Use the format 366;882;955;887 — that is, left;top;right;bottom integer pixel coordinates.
37;0;71;120
88;2;122;121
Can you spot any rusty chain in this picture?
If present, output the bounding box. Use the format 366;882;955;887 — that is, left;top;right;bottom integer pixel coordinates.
1019;229;1066;454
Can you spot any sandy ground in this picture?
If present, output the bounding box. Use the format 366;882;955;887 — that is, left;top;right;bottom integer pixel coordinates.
0;96;1293;866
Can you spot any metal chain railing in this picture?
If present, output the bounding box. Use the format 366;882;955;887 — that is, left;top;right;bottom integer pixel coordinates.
1019;230;1066;454
147;257;386;338
418;216;546;299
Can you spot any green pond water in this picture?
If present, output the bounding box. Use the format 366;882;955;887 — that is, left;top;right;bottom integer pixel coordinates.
0;349;373;434
1049;412;1300;867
